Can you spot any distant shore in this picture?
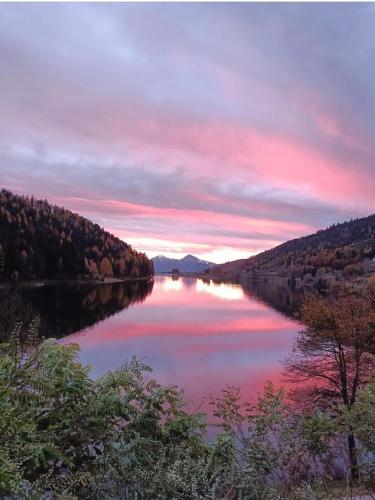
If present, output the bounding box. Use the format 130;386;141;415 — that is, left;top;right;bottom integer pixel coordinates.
156;271;211;279
0;275;154;290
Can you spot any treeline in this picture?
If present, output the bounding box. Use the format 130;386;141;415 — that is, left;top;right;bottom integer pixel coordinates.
248;215;375;276
2;291;375;498
0;189;153;282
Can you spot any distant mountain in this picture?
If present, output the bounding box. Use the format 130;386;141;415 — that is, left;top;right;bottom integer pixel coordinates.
0;189;153;282
208;214;375;291
152;254;215;274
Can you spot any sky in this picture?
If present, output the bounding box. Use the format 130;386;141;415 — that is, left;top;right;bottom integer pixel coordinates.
1;3;375;263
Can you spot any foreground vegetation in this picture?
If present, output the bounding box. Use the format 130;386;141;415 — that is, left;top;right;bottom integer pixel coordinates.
1;292;375;499
0;189;153;282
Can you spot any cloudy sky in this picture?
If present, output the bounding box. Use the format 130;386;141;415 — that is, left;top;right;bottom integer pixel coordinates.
1;3;375;263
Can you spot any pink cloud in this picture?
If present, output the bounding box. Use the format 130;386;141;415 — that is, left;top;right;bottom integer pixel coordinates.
122;115;375;206
60;195;312;235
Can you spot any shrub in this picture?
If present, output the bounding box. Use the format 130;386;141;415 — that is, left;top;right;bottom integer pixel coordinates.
0;321;234;498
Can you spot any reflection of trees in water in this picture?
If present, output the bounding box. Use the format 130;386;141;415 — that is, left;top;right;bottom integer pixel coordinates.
0;279;154;340
180;277;196;289
240;278;306;318
0;291;36;343
283;291;375;482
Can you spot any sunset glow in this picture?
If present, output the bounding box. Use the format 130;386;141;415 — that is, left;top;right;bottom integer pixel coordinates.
1;4;375;261
196;279;244;301
162;277;183;292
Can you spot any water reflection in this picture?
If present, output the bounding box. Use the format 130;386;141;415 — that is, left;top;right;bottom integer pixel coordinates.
241;278;305;318
196;280;244;301
0;276;302;407
64;276;300;408
162;278;183;292
0;280;153;340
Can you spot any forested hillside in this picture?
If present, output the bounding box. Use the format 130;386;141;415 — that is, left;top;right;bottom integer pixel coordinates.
0;189;153;282
209;214;375;289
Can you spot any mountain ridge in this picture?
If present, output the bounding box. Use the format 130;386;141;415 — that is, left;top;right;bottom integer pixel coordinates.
152;254;215;274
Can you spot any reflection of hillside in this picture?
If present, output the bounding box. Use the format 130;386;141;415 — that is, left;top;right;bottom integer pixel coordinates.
0;280;154;340
240;278;306;318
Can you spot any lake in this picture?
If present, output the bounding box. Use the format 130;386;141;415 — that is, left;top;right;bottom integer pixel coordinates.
0;276;302;409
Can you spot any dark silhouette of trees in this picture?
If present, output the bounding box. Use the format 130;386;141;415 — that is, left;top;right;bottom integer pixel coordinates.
0;280;154;341
283;291;375;482
0;189;154;282
0;243;5;276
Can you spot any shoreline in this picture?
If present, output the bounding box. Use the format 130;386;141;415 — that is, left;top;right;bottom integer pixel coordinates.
0;275;154;290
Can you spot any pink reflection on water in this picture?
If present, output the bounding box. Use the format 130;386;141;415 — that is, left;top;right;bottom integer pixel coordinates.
64;277;299;409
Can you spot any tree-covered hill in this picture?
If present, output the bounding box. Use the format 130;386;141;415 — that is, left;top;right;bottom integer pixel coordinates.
0;189;153;282
209;214;375;289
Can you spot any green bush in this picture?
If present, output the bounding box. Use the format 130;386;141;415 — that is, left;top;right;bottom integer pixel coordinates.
0;320;234;499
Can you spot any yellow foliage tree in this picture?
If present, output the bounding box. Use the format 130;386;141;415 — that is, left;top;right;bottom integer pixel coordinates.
100;257;113;278
117;257;126;275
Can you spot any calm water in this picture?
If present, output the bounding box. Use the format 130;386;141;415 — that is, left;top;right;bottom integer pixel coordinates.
68;276;300;407
1;276;302;407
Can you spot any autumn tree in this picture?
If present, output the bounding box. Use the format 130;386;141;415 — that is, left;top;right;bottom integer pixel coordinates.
100;257;113;278
283;291;375;482
57;256;63;276
0;244;4;276
116;257;126;276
